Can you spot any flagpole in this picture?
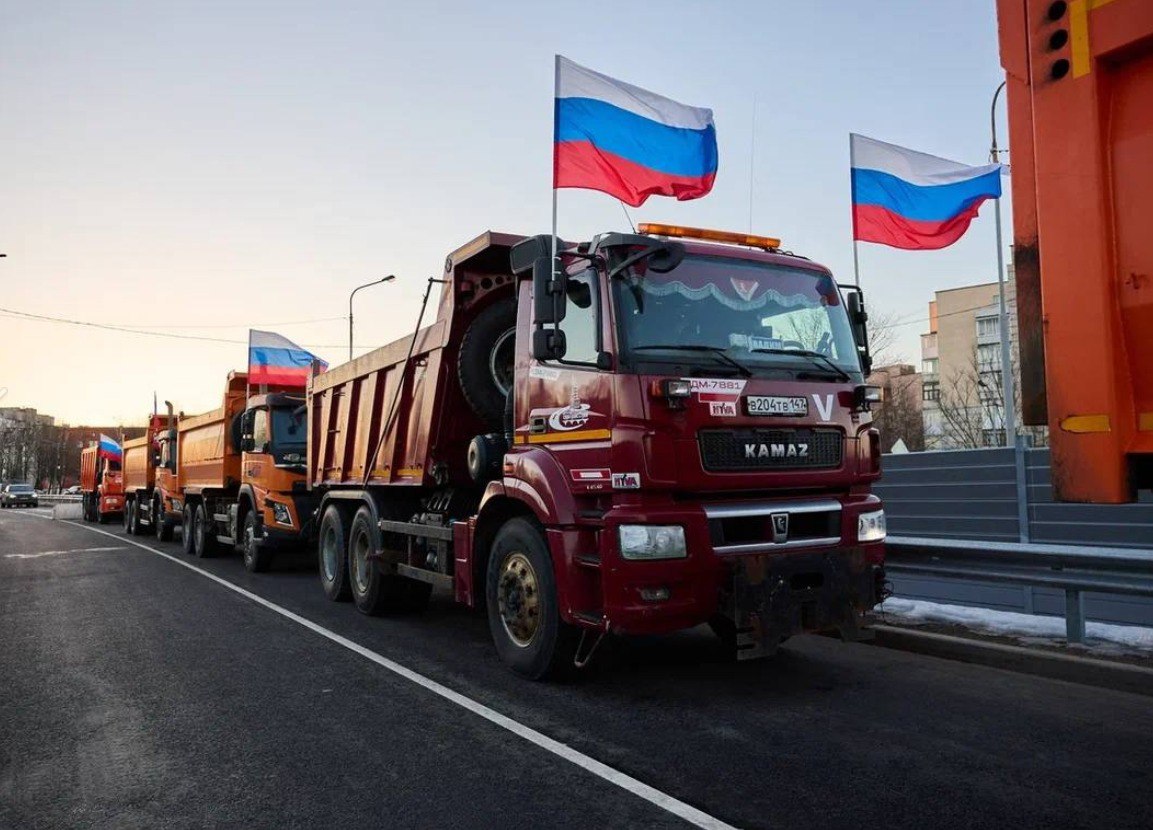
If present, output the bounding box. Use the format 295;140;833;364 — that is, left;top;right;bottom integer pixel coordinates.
551;54;560;270
991;80;1016;446
849;133;861;286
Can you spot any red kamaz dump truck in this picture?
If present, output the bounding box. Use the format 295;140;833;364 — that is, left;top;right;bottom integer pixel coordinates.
172;372;313;571
307;226;887;678
80;443;124;524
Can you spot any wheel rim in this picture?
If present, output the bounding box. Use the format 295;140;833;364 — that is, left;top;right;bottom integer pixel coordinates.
496;551;540;648
489;328;515;398
321;525;339;582
351;529;371;594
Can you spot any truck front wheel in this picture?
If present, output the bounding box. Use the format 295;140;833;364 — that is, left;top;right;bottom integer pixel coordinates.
154;496;174;542
485;518;578;680
242;510;273;573
348;506;429;615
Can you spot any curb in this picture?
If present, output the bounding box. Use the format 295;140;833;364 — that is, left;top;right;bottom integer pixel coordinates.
869;624;1153;698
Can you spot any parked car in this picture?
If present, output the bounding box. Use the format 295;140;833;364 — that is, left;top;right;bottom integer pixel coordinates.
1;484;39;508
63;485;82;496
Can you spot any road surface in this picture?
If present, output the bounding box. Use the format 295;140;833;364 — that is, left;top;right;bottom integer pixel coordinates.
2;508;1151;829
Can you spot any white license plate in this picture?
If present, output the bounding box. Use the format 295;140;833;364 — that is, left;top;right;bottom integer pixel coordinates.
746;395;808;416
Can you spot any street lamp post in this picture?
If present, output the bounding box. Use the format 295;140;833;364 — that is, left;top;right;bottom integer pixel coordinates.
991;80;1017;447
348;276;396;361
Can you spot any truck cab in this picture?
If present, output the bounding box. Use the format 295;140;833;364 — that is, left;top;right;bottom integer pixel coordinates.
236;391;315;567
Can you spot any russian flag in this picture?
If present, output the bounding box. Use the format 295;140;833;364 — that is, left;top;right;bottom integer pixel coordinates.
554;56;717;207
248;330;327;387
97;434;122;462
851;134;1002;251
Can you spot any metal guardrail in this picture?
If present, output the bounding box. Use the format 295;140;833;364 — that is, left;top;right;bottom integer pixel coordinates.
36;494;82;504
885;535;1153;643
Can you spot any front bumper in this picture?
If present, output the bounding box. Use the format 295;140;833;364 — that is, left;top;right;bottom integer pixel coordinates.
556;493;885;641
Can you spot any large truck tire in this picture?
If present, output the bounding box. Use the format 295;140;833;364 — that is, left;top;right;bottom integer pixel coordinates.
97;505;111;525
154;495;174;542
192;502;217;558
457;298;516;430
124;499;134;533
241;510;273;573
348;506;430;615
318;504;353;601
486;517;579;680
181;503;195;555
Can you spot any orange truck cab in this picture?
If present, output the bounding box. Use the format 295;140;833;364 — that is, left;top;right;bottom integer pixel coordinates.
172;372;314;571
80;444;123;524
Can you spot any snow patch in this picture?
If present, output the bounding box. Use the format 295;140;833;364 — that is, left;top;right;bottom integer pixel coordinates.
880;597;1153;654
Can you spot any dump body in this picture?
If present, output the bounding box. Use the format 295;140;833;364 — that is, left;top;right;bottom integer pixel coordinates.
997;0;1153;501
309;233;520;490
123;429;157;494
308;229;886;671
177;372;247;495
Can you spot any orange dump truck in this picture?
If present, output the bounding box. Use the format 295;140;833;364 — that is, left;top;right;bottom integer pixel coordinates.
80;443;124;524
173;371;313;571
121;412;179;541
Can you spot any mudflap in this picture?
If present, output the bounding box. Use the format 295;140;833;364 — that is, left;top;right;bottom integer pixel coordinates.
719;548;882;661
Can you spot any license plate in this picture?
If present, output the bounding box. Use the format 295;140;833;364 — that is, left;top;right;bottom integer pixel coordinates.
746;396;808;416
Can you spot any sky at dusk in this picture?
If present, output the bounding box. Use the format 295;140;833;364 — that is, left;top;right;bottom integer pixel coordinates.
1;0;1009;425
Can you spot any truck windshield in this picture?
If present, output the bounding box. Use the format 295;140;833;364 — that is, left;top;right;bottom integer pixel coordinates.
612;253;862;379
271;407;307;455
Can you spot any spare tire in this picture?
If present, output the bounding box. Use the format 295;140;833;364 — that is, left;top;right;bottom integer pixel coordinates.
458;298;516;429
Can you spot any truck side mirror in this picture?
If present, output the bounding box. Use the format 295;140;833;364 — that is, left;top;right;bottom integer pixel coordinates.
241;436;255;453
532;256;567;325
845;290;872;375
531;255;568;361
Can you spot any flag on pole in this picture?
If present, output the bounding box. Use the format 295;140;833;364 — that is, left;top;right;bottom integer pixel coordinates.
97;434;122;463
850;134;1002;250
248;330;327;387
554;56;718;207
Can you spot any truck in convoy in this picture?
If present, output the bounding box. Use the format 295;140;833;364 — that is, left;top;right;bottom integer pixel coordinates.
122;411;179;541
996;0;1153;502
80;443;124;524
171;372;313;571
305;225;887;679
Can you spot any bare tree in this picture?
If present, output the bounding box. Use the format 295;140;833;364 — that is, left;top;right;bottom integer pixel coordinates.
872;370;925;452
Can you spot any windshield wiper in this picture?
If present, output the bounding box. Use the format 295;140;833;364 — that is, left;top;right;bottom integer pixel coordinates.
748;348;851;382
632;344;752;377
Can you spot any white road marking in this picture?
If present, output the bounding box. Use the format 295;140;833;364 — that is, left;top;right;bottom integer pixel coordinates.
22;516;738;830
6;546;125;559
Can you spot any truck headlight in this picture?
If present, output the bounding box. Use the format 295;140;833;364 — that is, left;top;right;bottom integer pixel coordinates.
272;502;292;525
618;525;687;560
857;509;886;542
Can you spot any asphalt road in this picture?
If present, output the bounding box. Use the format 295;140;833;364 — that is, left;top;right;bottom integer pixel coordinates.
2;508;1151;830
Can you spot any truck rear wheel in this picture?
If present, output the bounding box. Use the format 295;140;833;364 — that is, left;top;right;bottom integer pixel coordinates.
348;506;430;616
485;518;578;680
458;297;516;430
155;496;174;542
180;504;194;553
192;502;216;558
318;504;352;601
124;499;134;533
242;510;273;573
